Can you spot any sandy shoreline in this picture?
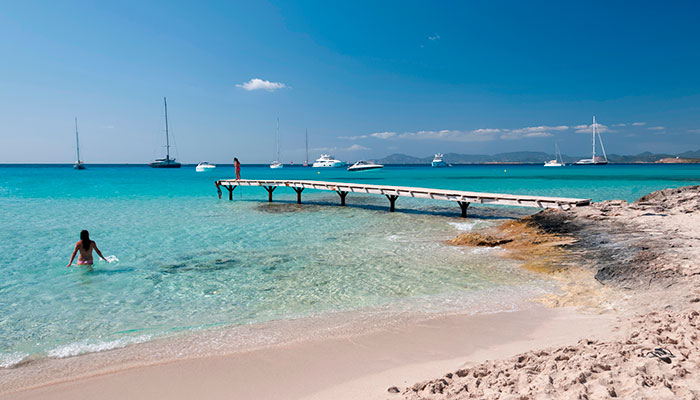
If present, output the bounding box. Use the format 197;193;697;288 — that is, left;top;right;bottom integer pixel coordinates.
3;185;699;399
1;305;614;400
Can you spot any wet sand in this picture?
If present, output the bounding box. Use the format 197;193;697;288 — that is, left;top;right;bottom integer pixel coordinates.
1;306;613;400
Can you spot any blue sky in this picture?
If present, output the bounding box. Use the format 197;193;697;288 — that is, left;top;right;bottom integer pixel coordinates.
1;1;699;163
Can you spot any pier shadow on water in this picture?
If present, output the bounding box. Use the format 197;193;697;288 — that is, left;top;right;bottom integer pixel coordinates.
251;198;531;220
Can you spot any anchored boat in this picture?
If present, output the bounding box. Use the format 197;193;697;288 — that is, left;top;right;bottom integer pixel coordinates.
149;97;181;168
195;162;216;172
347;160;383;171
544;143;566;167
73;117;85;170
575;116;608;165
270;117;283;169
312;154;346;168
431;153;448;167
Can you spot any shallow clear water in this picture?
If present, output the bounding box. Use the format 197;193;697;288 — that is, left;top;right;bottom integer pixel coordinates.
1;163;698;367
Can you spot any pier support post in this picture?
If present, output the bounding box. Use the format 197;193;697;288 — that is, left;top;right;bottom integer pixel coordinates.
264;186;276;202
337;191;348;206
222;185;236;200
386;194;399;212
293;187;304;204
458;201;470;218
216;182;222;199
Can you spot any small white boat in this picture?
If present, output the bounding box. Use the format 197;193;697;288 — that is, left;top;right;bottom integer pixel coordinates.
575;116;608;165
195;162;216;172
312;154;346;168
431;153;448;167
347;160;383;171
270;117;284;169
544;143;566;167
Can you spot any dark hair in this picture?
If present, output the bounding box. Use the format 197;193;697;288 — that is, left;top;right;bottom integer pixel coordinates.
80;230;91;250
234;158;239;163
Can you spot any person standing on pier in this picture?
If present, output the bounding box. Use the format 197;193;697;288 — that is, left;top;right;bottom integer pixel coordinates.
234;158;241;180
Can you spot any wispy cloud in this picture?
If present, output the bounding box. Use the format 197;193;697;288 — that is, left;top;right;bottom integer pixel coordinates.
632;122;646;126
688;129;700;133
574;123;611;133
648;126;665;131
343;125;569;142
398;129;495;142
428;33;440;41
613;123;626;127
347;144;369;151
338;131;397;140
370;131;396;139
236;78;287;91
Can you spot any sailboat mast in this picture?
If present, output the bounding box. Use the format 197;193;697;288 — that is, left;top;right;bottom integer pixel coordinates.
74;117;80;163
591;116;597;160
305;129;308;165
276;117;280;162
597;119;608;162
164;97;170;161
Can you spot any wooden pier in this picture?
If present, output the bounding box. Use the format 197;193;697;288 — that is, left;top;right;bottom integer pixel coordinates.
215;179;590;217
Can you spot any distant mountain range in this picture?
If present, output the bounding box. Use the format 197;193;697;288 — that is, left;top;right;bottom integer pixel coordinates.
375;150;700;165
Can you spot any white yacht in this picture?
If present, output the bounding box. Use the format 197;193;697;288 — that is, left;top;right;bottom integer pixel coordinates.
544;143;566;167
431;153;448;167
347;160;383;171
575;116;608;165
312;154;346;168
195;162;216;172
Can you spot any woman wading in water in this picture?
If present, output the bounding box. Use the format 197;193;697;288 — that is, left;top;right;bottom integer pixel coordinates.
67;230;107;267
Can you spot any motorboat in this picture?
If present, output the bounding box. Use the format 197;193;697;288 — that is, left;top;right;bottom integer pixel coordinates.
574;116;608;165
149;97;181;168
195;162;216;172
270;161;283;169
312;154;346;168
544;143;566;167
347;160;383;171
431;153;448;167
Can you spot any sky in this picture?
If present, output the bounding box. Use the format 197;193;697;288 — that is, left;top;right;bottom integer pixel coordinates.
1;1;699;163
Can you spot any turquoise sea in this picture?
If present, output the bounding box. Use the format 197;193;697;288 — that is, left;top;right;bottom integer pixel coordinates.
1;163;699;368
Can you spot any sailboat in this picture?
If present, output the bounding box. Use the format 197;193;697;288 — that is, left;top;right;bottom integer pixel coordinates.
73;117;85;170
574;116;608;165
149;97;181;168
303;129;309;167
544;143;566;167
270;117;283;168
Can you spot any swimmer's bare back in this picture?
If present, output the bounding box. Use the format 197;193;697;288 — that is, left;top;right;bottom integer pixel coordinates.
67;241;107;267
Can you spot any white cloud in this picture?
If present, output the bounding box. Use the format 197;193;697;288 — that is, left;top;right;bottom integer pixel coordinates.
338;134;368;140
236;78;287;91
370;131;397;139
338;131;396;140
688;129;700;133
347;144;369;151
508;125;568;134
613;123;626;127
472;128;501;134
632;122;646;126
575;123;610;133
428;33;440;41
648;126;665;131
